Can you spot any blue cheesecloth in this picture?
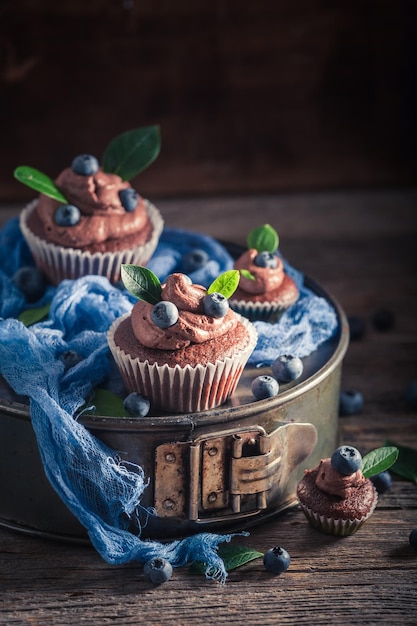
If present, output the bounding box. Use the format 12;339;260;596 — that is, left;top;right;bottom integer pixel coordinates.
0;217;338;582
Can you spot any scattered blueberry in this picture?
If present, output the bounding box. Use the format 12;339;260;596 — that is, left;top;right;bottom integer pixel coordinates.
339;389;364;416
347;315;367;341
59;350;83;371
331;445;362;475
405;380;417;410
409;528;417;550
54;204;81;227
272;354;303;383
143;557;173;584
71;154;99;176
181;249;209;273
251;375;279;400
123;392;150;417
371;308;395;332
203;292;229;318
151;301;179;328
254;251;278;269
119;188;139;212
370;470;392;494
263;546;291;575
12;266;46;303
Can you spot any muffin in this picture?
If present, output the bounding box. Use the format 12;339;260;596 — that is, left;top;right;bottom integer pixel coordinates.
16;127;163;285
107;267;258;413
296;445;378;537
229;224;299;323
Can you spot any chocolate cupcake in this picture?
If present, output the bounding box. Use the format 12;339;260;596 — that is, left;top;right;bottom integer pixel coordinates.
108;267;257;414
230;224;299;323
16;126;163;285
297;445;378;537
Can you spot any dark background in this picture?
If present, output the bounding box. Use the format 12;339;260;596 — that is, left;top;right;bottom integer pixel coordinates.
1;0;416;202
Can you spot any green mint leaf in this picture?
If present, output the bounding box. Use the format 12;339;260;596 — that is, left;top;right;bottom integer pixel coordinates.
84;388;130;418
362;446;399;478
121;264;161;304
189;544;263;575
247;224;279;253
102;125;161;181
385;440;417;483
240;269;256;281
18;304;51;327
14;166;67;203
207;270;240;299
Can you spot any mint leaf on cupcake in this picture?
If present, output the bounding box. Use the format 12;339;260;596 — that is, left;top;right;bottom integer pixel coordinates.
102;125;161;181
14;166;68;203
247;224;279;253
207;270;240;299
362;445;399;478
121;264;162;304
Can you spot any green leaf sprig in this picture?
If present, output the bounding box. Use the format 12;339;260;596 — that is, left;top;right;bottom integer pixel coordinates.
121;264;162;304
18;304;51;327
384;440;417;483
207;269;240;299
14;125;161;200
14;167;67;203
247;224;279;253
361;445;399;479
189;544;263;575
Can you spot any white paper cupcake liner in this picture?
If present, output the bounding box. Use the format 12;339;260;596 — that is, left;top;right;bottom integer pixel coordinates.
20;199;164;285
107;313;258;414
229;298;288;323
299;493;378;537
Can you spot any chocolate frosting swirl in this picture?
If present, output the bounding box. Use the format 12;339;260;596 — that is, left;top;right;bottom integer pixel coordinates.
35;168;149;248
315;458;366;499
234;249;285;295
131;273;239;350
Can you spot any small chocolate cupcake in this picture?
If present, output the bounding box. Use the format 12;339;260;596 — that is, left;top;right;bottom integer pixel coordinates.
297;445;378;537
108;268;257;414
230;224;299;323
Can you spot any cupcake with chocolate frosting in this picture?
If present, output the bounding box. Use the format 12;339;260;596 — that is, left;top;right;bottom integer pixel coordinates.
297;445;379;537
16;126;163;285
107;266;257;413
230;224;299;323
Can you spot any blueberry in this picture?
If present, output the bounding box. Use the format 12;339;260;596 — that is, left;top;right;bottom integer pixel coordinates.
59;350;83;371
203;292;229;318
119;188;139;212
123;392;150;417
272;354;303;383
143;557;173;584
251;375;279;400
254;251;278;269
12;266;46;303
151;301;179;329
263;546;291;575
347;315;367;341
331;445;362;475
405;380;417;410
370;470;392;494
71;154;99;176
409;528;417;550
339;389;364;416
181;249;209;273
54;204;81;227
371;308;395;332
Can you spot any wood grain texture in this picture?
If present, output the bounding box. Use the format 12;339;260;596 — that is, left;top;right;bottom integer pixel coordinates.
1;189;417;625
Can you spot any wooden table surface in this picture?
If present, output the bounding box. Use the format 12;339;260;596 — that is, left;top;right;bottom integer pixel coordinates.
1;189;417;625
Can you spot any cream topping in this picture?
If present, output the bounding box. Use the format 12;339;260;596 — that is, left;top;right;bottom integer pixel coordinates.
130;273;239;350
35;167;149;248
234;249;285;295
314;458;366;499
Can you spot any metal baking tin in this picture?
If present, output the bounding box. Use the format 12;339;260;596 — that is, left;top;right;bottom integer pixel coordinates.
0;276;349;542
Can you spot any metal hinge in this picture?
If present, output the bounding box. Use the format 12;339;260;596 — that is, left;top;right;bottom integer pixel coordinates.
154;422;317;521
